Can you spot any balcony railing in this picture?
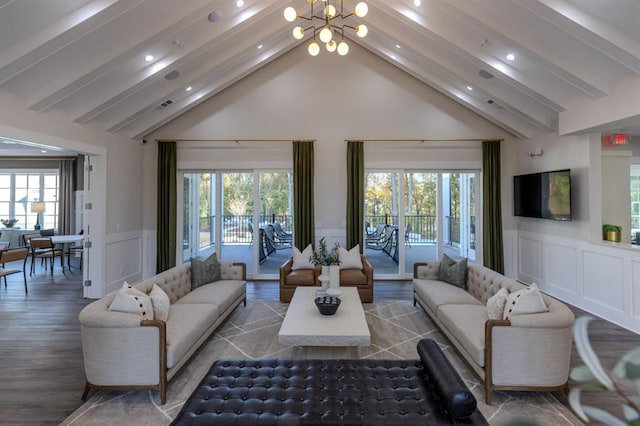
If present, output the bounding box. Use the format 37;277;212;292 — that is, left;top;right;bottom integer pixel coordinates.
198;214;293;247
193;214;474;248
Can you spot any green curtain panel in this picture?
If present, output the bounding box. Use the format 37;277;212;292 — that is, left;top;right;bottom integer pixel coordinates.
57;159;75;235
157;141;177;273
482;140;504;274
346;141;364;251
293;141;315;250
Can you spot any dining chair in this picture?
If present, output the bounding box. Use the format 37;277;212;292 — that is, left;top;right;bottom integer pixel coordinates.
0;247;29;293
66;230;84;270
29;238;63;275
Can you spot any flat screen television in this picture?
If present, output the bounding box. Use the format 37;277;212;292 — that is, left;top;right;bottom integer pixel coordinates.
513;169;572;221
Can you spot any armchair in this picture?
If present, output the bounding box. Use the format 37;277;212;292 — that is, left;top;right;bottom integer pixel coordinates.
279;257;320;302
339;254;374;303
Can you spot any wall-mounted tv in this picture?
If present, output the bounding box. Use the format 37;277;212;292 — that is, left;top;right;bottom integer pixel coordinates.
514;169;572;221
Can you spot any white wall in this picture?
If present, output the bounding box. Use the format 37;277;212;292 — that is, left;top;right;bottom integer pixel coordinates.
145;43;514;272
510;130;640;333
0;88;144;296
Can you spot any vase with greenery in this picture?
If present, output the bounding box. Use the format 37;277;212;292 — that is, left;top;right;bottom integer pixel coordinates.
570;316;640;425
603;224;622;242
309;237;340;266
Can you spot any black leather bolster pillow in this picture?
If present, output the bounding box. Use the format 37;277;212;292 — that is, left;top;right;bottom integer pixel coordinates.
418;338;477;419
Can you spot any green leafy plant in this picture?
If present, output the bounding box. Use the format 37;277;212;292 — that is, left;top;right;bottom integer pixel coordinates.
603;224;623;233
570;316;640;425
309;237;340;266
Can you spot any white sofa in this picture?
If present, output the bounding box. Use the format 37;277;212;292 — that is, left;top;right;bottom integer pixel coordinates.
413;260;575;404
78;259;246;404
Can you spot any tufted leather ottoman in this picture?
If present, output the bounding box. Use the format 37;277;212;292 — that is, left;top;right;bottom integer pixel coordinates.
170;339;487;425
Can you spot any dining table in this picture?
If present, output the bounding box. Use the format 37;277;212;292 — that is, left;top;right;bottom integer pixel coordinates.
31;235;84;272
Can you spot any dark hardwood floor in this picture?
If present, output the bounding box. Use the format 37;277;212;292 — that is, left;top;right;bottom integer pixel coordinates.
0;263;635;424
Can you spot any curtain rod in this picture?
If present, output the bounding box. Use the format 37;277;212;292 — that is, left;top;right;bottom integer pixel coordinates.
155;138;315;143
345;138;503;142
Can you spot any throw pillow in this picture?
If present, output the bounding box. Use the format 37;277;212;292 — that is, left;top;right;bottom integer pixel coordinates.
292;244;315;270
337;245;363;270
149;283;170;321
108;282;154;320
437;254;468;288
486;287;509;320
190;252;221;289
503;283;548;320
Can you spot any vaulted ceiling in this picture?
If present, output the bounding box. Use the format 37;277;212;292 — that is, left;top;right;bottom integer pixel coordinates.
1;0;639;142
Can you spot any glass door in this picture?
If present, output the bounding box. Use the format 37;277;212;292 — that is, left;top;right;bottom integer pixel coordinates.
364;171;401;276
444;172;477;262
182;172;215;262
257;171;293;274
221;172;254;272
403;172;439;274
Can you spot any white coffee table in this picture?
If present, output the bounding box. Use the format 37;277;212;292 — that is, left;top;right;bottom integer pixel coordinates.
278;287;371;347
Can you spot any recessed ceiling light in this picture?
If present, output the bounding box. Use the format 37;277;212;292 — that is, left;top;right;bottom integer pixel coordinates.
236;0;244;6
144;54;154;62
185;86;192;92
41;150;47;153
414;0;421;5
467;86;473;91
257;44;263;49
506;53;515;61
395;44;401;49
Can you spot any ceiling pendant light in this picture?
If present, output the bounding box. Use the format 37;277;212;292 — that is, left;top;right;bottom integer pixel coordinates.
284;1;369;56
308;41;320;56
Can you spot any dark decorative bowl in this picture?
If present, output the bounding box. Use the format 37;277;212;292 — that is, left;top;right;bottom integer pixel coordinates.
315;296;341;315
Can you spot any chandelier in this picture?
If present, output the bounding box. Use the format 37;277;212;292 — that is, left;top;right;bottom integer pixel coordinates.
284;1;369;57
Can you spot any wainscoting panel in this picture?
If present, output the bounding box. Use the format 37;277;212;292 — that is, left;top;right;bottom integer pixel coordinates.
582;250;624;312
512;230;640;334
104;231;143;294
544;242;578;295
518;236;543;283
632;260;640;321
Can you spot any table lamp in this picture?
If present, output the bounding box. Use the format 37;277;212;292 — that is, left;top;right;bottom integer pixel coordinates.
31;202;46;230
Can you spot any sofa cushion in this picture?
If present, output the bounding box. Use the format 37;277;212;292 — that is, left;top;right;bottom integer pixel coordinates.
338;245;363;270
503;283;548;320
437;304;488;367
486;287;509;320
284;269;316;286
340;268;367;286
413;279;482;315
438;254;468;288
175;280;246;314
108;282;154;320
190;253;221;289
149;283;170;321
291;244;315;270
165;303;220;369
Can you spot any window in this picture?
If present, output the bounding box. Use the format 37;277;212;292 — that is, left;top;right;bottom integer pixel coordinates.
0;171;59;230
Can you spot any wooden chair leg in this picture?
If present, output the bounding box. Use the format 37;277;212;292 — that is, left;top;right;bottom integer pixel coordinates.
81;382;92;400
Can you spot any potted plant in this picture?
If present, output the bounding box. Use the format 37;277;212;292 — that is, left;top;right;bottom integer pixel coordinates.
603;224;622;242
309;237;340;267
309;237;341;291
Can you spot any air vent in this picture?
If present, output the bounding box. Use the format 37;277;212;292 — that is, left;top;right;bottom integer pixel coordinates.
156;99;174;110
479;69;494;79
165;70;180;80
